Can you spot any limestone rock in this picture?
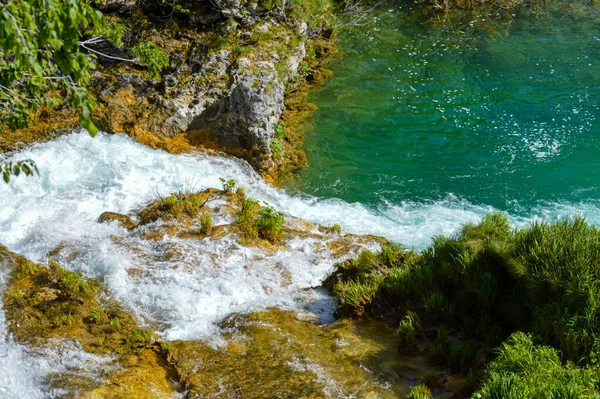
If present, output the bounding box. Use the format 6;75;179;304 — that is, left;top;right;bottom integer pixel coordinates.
223;60;284;164
91;0;136;14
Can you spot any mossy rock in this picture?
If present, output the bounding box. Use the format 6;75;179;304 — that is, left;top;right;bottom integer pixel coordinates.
0;245;179;398
98;211;138;230
166;309;408;398
138;191;213;225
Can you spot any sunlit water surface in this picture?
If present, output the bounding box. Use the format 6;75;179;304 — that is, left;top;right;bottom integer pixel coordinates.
293;2;600;220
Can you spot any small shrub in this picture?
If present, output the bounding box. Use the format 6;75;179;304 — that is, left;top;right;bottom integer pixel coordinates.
474;332;600;399
257;204;284;241
238;197;260;240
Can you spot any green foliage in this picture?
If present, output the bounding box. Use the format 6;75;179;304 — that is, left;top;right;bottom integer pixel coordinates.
474;332;600;399
94;21;126;47
54;262;98;299
2;159;39;183
237;198;285;243
90;306;108;324
160;0;190;14
274;121;287;139
257;204;285;241
406;384;432;399
428;325;450;364
395;310;422;353
270;138;284;158
449;341;477;373
220;177;237;192
129;42;169;80
200;213;213;234
0;0;101;133
333;275;383;314
238;197;260;240
287;0;333;30
125;328;154;349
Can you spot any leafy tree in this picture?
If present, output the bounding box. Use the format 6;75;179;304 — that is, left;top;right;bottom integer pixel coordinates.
0;0;103;134
0;0;170;183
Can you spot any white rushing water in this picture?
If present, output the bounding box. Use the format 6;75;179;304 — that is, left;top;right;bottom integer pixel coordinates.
1;131;599;396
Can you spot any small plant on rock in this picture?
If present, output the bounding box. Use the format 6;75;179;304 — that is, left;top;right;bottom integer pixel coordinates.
257;204;285;241
200;213;213;234
220;178;237;192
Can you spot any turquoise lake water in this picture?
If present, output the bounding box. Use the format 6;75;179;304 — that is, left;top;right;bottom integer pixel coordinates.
293;2;600;221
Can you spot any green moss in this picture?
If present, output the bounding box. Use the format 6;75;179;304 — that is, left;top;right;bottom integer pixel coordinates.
138;191;210;225
0;246;178;397
238;197;260;240
166;309;408;398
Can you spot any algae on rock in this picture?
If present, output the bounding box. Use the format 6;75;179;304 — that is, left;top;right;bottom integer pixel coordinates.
0;245;180;398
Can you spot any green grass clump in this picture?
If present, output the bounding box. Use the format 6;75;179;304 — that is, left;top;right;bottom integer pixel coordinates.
55;262;98;299
474;332;600;399
139;192;209;224
333;276;383;315
406;384;432;399
395;310;422;353
219;178;236;192
449;341;477;373
200;213;213;235
238;197;260;240
125;328;154;349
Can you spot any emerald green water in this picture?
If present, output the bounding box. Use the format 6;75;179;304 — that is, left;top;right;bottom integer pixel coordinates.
293;3;600;223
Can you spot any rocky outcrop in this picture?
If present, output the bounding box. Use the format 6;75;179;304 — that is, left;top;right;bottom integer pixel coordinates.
91;0;316;172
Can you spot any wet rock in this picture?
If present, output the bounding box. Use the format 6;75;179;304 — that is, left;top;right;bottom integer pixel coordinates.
0;245;179;398
166;309;409;398
98;211;138;230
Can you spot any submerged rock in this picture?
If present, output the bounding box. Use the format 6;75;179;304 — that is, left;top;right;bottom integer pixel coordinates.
166;309;410;398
